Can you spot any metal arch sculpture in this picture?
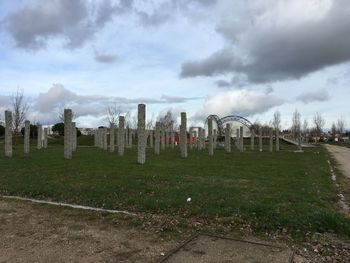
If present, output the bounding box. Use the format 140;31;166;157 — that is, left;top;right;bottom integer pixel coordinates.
205;114;253;136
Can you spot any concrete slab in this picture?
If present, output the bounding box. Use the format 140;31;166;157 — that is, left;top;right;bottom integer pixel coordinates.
161;234;294;263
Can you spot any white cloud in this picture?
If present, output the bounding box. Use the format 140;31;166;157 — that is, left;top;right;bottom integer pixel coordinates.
196;89;284;119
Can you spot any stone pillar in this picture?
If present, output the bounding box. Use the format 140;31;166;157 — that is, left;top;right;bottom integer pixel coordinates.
103;127;108;151
137;104;146;164
208;118;214;156
72;122;77;152
240;126;244;152
259;127;263;152
165;131;169;148
94;130;97;147
37;125;42;149
225;124;231;153
180;112;188;158
64;109;72;159
149;130;154;148
24;120;30;154
43;127;48;148
189;128;193;150
109;123;115;152
213;129;217;149
298;132;302;151
276;129;280;151
236;128;239;149
197;128;202;150
155;122;160;155
269;128;273;152
4;110;12;157
98;128;103;149
202;128;206;149
160;128;165;150
170;130;175;149
193;130;197;150
250;128;255;151
118;116;125;156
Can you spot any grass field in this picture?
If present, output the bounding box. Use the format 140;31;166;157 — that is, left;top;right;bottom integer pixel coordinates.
1;136;350;239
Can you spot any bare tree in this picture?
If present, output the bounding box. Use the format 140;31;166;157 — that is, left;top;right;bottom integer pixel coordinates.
146;113;155;130
331;122;337;137
291;109;301;140
158;110;175;130
313;112;325;142
302;119;309;135
337;117;346;136
272;110;281;131
107;102;123;126
11;89;29;137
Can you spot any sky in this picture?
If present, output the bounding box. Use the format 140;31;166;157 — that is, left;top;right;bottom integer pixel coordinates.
0;0;349;129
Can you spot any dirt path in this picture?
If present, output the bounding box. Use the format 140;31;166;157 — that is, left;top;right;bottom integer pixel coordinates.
0;198;180;263
325;144;350;179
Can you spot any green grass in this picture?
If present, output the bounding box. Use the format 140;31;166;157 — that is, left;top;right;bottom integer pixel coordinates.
1;139;349;239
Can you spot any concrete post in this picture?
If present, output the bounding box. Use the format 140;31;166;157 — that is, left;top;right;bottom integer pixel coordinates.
24;120;30;154
149;130;154;148
155;122;160;155
43;127;48;148
208;118;214;156
213;129;217;149
259;127;263;152
128;128;133;148
269;128;273;152
109;123;115;152
276;129;280;151
179;112;188;158
137;104;146;164
236;128;239;149
189;128;193;150
72;122;77;152
37;125;42;149
94;130;97;147
118;116;125;156
197;128;202;150
64;109;72;159
298;132;302;151
160;128;165;150
225;124;231;153
240;126;244;152
170;130;174;148
250;128;255;151
165;131;169;148
4;111;12;157
103;127;108;151
193;130;197;150
202;128;206;149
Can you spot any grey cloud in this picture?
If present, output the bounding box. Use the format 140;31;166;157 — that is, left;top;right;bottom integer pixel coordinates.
296;88;330;104
181;48;243;77
4;0;90;49
181;0;350;83
161;94;202;103
94;51;118;63
11;84;200;125
3;0;129;50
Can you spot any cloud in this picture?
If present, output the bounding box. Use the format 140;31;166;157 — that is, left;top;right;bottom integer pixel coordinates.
296;88;330;104
2;84;201;125
160;94;202;103
195;89;284;120
2;0;127;50
180;0;350;83
94;51;118;63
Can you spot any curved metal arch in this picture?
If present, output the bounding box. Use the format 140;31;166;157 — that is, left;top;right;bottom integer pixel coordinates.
205;114;253;136
205;115;223;134
220;115;253;129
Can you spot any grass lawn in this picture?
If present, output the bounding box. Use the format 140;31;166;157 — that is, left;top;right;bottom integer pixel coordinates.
1;136;350;239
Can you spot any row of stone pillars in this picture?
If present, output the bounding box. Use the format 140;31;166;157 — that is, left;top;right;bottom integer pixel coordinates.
4;110;49;158
63;109;78;159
